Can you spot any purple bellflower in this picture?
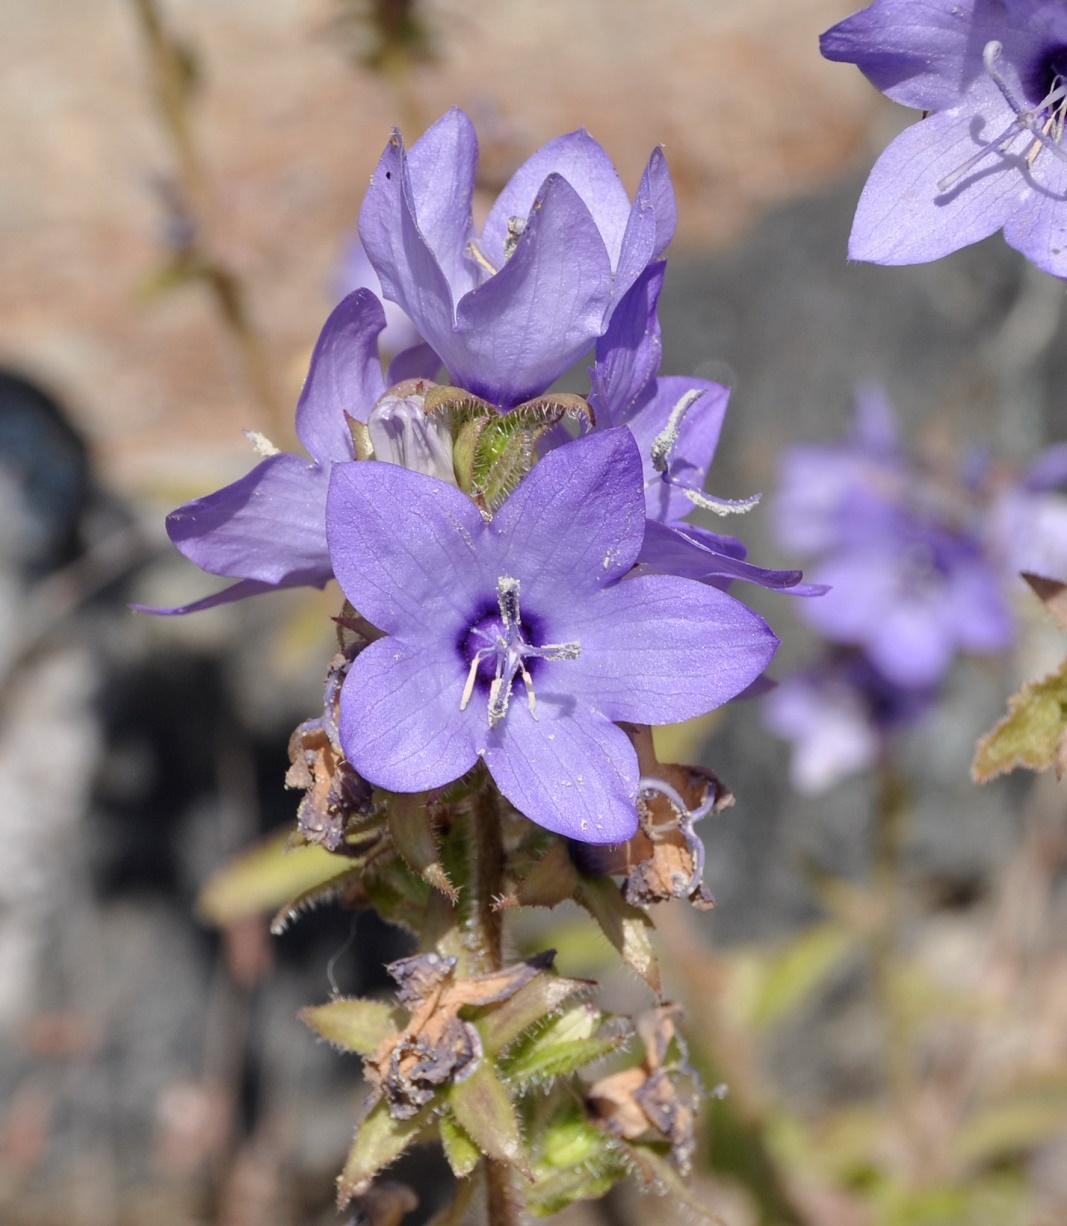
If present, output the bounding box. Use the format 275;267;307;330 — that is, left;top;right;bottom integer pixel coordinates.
358;108;675;409
764;652;935;794
772;388;1013;689
588;262;819;595
822;0;1067;276
334;233;424;359
325;429;778;843
149;289;443;614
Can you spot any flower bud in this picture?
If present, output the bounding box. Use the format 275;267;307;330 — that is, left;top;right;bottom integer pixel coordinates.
367;379;457;485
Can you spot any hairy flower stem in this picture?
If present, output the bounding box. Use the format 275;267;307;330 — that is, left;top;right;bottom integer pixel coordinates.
470;777;524;1225
870;760;922;1174
129;0;289;442
472;776;506;974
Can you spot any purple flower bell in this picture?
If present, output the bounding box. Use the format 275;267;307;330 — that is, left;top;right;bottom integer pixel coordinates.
764;652;935;794
146;289;442;614
822;0;1067;276
358;108;676;409
326;429;778;843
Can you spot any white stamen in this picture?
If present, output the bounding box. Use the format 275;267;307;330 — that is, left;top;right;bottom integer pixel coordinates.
244;429;279;458
650;388;762;517
938;41;1067;193
503;216;527;260
459;575;580;727
460;648;491;711
650;389;706;473
467;241;498;277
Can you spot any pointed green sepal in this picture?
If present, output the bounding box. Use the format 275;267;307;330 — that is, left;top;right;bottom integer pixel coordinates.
362;861;433;934
439;1111;481;1178
528;1107;629;1217
575;876;661;996
623;1143;727;1224
510;841;580;909
197;829;354;928
481;971;593;1058
336;1097;432;1206
447;1060;531;1178
388;792;457;901
500;1004;624;1087
424;386;593;513
269;864;368;935
300;997;398;1054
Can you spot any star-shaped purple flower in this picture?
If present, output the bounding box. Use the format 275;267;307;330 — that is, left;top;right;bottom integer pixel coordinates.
764;652;934;794
148;288;442;615
822;0;1067;275
326;429;777;843
358;108;675;409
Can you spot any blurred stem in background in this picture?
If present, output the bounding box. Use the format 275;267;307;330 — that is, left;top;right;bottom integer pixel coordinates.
870;762;921;1176
332;0;433;136
128;0;289;443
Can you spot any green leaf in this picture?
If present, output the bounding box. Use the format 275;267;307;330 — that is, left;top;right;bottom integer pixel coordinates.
480;972;593;1057
439;1112;481;1178
954;1087;1067;1168
300;998;397;1054
388;792;457;901
973;657;1067;782
575;876;661;996
528;1107;628;1217
624;1144;728;1224
734;923;859;1031
197;830;351;927
500;1005;623;1087
448;1061;530;1176
336;1097;431;1206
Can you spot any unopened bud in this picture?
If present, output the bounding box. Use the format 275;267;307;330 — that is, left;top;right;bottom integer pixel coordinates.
367;380;458;485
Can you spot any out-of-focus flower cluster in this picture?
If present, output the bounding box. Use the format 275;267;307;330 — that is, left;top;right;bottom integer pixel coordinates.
764;387;1067;793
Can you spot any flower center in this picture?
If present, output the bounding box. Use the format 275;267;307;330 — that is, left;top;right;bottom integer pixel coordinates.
458;576;580;726
938;40;1067;193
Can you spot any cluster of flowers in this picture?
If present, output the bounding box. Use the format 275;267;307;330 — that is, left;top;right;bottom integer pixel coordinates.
763;386;1067;793
154;108;809;846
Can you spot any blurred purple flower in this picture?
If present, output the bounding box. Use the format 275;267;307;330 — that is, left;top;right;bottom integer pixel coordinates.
326;429;777;842
822;0;1067;275
358;108;675;409
773;389;1013;688
764;652;935;794
986;442;1067;582
588;262;818;595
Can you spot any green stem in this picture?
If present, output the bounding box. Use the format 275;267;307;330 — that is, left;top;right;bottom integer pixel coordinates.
471;776;523;1225
472;775;506;973
870;758;921;1172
